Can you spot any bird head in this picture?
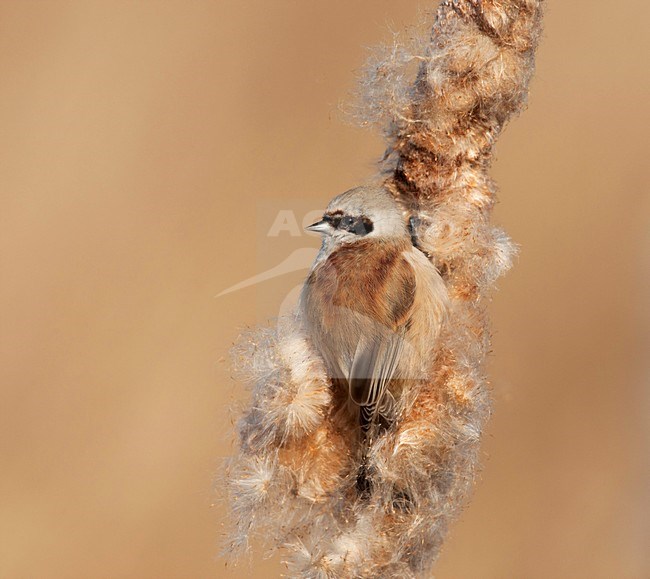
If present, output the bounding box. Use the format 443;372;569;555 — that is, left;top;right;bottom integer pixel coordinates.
306;185;407;246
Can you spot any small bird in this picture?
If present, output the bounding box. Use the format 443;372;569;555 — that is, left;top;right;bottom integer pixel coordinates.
300;185;448;494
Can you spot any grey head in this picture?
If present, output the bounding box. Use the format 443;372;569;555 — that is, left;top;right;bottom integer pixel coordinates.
306;185;408;245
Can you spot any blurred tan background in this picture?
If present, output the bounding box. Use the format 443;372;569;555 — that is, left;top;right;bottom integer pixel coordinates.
1;1;648;577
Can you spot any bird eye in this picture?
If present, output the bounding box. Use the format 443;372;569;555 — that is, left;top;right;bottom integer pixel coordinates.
337;215;373;235
340;216;355;229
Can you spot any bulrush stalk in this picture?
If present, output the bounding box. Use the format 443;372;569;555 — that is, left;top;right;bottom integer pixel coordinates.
224;2;544;576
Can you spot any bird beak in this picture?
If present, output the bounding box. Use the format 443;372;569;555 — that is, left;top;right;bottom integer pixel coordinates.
305;220;332;236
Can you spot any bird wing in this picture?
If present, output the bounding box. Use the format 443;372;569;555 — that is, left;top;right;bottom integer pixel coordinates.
302;239;418;432
345;248;417;433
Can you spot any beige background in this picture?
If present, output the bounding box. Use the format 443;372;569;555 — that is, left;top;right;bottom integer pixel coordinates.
1;1;648;577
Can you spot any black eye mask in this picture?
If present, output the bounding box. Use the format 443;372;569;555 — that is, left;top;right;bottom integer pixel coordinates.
324;213;374;236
